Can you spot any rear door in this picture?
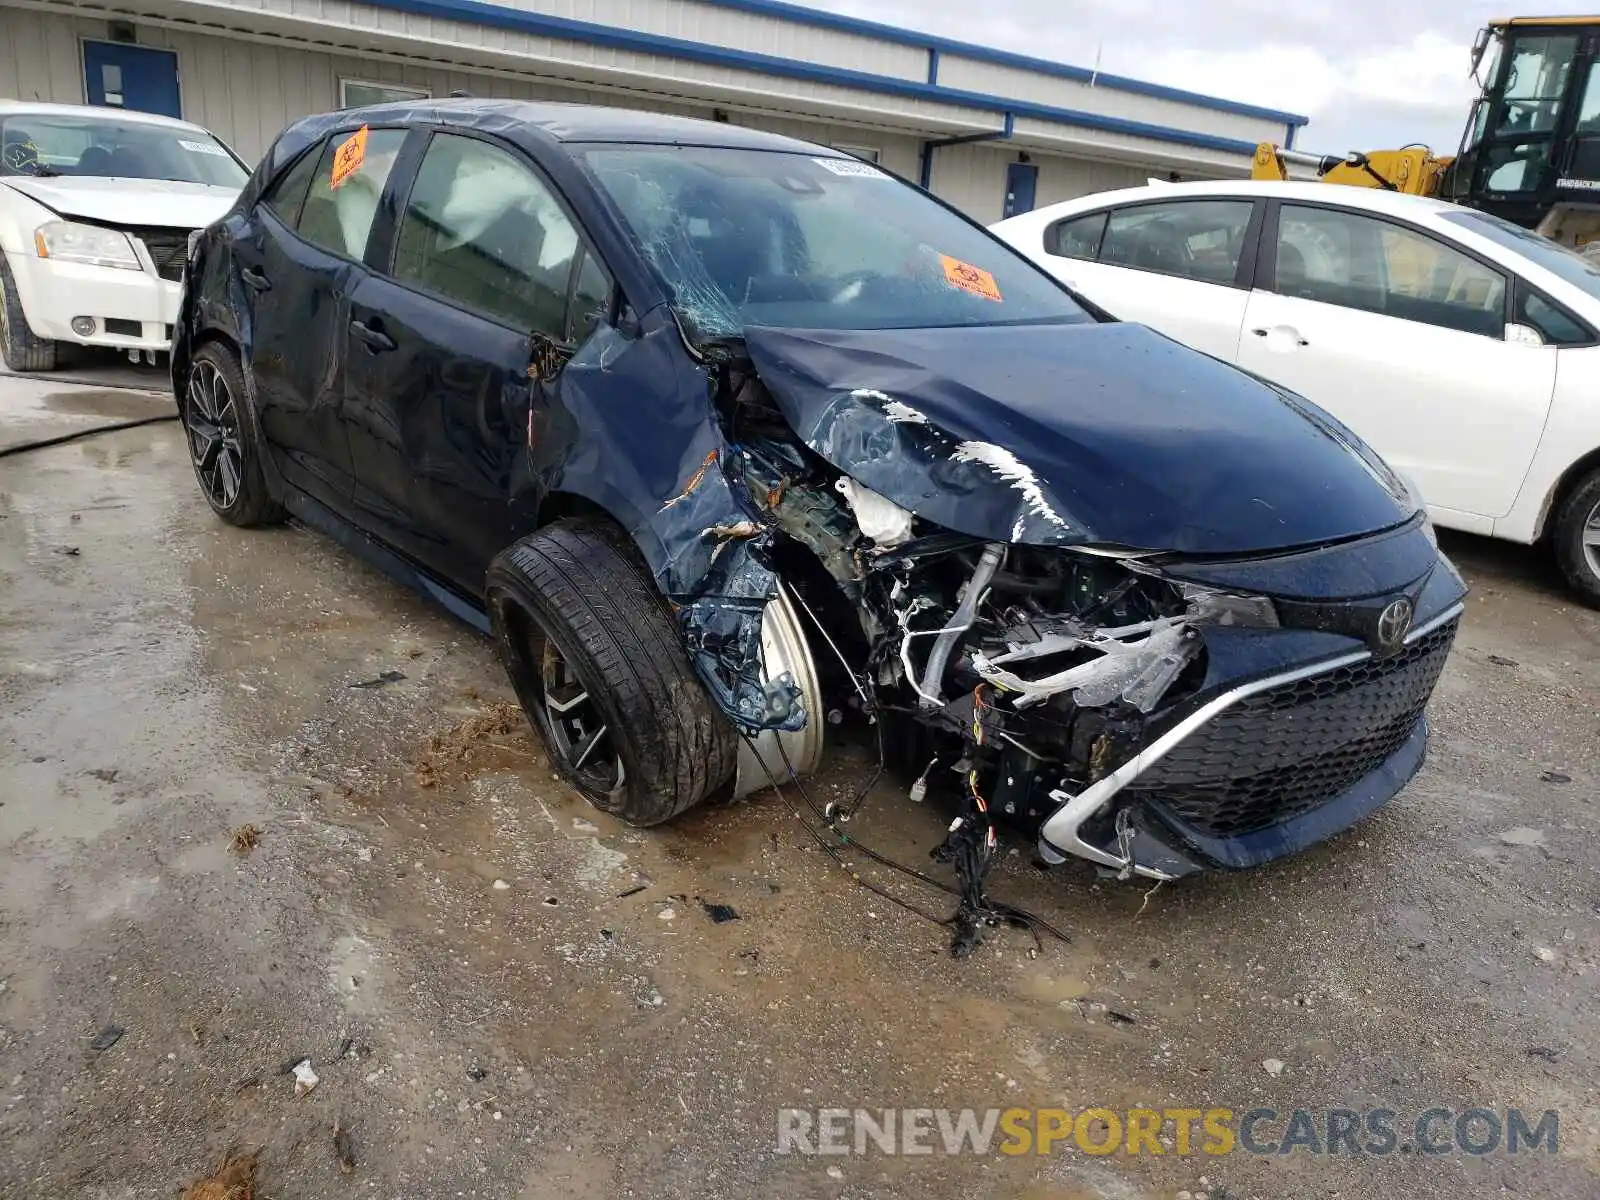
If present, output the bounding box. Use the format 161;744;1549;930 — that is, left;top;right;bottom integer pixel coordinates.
1234;200;1557;522
1031;197;1260;361
235;127;407;510
344;129;607;593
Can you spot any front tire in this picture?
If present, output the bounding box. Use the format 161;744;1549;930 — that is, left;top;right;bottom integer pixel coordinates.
487;518;737;826
180;342;285;527
1552;468;1600;608
0;257;57;372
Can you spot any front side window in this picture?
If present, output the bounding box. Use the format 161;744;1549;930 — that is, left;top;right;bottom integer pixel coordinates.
1517;287;1592;344
1442;207;1600;304
393;133;579;337
1099;200;1253;285
1047;211;1106;260
568;249;613;343
1274;205;1507;337
583;146;1088;336
0;113;246;186
296;127;407;261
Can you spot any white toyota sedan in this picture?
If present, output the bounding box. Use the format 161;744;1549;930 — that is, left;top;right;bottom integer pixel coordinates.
993;180;1600;606
0;101;247;372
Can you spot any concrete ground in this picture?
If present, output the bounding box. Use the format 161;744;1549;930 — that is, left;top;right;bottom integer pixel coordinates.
0;367;1595;1200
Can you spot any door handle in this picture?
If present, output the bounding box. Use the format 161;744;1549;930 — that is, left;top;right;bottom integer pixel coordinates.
1251;327;1309;347
349;317;396;353
240;266;271;292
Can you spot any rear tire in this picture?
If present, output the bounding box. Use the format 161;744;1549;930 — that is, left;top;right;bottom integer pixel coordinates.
1552;467;1600;609
180;341;285;527
487;518;737;826
0;257;57;372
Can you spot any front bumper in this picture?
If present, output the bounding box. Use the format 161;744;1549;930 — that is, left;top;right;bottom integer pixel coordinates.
5;248;181;353
1038;598;1463;879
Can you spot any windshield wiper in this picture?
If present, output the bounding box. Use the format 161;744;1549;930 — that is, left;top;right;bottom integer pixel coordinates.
25;165;63;178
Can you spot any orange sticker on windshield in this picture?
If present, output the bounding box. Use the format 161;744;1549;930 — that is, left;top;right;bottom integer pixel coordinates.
940;254;1002;302
330;125;369;190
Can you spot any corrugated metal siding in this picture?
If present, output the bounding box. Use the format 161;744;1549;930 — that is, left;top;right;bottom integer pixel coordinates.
1033;157;1152;208
0;8;1237;216
936;55;1285;146
493;0;926;80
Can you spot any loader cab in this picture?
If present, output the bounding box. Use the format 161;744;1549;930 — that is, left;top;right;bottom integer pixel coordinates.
1450;19;1600;230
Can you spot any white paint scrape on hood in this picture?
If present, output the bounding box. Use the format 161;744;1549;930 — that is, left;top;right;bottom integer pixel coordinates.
1;176;238;229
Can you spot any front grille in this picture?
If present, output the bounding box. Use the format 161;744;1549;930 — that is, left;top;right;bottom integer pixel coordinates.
131;229;191;282
1130;618;1458;839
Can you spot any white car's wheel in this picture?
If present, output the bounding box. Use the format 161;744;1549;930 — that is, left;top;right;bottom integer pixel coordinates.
1553;467;1600;609
0;257;57;372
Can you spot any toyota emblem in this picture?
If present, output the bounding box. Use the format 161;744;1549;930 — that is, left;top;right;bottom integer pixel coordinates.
1376;598;1414;651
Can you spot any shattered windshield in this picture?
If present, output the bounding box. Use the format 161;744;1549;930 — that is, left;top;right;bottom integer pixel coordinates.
583;145;1091;336
0;114;247;186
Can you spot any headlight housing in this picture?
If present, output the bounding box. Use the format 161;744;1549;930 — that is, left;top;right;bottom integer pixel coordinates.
33;221;142;271
1179;583;1280;629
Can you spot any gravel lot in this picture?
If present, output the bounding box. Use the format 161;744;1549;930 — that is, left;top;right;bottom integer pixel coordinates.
1;367;1595;1199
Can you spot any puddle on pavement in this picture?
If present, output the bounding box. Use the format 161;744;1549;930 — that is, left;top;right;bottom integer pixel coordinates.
41;389;174;420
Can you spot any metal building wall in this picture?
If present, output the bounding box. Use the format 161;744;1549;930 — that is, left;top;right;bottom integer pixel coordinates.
0;7;726;160
487;0;928;80
0;6;1247;214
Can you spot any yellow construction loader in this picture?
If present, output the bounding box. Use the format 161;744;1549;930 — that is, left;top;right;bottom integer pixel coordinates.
1252;16;1600;247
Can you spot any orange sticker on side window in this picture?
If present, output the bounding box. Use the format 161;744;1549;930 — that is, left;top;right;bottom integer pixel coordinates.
940;254;1002;302
329;125;369;190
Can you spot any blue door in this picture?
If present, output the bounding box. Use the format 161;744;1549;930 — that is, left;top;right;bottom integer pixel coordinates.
1003;161;1038;219
82;42;181;118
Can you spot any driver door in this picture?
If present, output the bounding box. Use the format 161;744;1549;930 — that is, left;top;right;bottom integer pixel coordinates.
343;131;609;593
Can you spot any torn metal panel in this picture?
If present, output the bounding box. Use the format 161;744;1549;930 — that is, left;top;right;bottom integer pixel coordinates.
518;311;803;734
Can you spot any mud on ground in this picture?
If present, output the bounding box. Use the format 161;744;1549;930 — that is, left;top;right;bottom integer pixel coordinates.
0;376;1596;1199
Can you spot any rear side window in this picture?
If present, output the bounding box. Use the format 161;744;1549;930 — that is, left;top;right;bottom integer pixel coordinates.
1275;205;1507;338
392;132;579;338
260;146;320;226
1099;200;1253;285
296;127;407;260
1047;211;1106;260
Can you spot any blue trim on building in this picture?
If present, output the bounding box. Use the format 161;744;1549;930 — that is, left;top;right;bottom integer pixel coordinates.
926;46;939;86
680;0;1309;128
350;0;1268;157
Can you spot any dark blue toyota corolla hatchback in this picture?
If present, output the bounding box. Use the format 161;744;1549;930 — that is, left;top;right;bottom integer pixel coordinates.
173;100;1465;921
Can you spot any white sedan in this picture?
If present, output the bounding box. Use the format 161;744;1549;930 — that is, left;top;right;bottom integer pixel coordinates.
0;101;247;371
994;180;1600;606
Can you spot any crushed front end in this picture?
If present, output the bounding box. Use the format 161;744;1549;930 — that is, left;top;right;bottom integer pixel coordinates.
703;323;1467;912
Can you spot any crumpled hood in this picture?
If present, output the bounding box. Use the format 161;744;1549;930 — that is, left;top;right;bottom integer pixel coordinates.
0;176;238;229
742;322;1414;555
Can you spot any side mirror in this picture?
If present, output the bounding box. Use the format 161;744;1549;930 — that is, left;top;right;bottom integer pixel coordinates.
1504;322;1546;347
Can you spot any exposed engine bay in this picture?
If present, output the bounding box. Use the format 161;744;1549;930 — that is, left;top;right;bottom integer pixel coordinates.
687;356;1280;954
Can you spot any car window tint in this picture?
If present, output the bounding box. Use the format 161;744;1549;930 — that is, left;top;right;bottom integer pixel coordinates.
1100;200;1252;284
568;249;612;344
393;133;578;336
297;128;406;260
1047;212;1106;260
1518;287;1592;344
1275;205;1507;337
260;144;321;227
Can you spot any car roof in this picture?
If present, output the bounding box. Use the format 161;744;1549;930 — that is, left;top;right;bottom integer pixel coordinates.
998;179;1468;225
0;100;219;136
318;98;842;155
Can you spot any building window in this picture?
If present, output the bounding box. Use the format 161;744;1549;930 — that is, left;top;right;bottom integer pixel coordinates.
340;79;431;109
831;143;881;163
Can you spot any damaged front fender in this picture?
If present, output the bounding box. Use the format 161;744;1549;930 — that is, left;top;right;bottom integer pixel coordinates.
528;309;804;734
